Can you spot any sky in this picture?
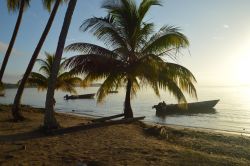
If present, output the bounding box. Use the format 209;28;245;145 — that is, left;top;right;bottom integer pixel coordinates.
0;0;250;86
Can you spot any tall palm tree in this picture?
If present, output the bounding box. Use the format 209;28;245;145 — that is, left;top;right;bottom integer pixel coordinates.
0;0;30;84
25;53;81;93
65;0;197;118
11;0;67;121
44;0;77;129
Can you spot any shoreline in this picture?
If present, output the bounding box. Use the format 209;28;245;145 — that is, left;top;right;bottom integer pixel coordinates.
61;108;250;137
1;104;250;165
2;103;250;137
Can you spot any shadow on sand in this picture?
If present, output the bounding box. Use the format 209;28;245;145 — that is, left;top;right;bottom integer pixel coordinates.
0;116;144;142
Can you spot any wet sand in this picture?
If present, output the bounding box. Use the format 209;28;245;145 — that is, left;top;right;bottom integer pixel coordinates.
0;105;250;165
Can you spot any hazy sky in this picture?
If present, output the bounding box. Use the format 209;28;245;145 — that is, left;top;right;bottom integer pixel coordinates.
0;0;250;86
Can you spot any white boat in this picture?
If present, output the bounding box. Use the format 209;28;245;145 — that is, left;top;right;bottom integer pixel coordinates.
153;100;219;115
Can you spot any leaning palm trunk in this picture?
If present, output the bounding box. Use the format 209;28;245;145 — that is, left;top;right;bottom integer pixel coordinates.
0;0;25;82
124;79;133;118
44;0;77;130
11;0;60;121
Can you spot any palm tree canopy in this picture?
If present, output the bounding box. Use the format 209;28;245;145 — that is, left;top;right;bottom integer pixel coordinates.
26;52;82;94
42;0;68;12
6;0;31;12
66;0;197;103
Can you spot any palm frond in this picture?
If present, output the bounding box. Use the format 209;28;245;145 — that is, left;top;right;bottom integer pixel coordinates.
96;73;125;102
42;0;68;12
7;0;31;12
30;52;81;93
65;53;123;75
162;62;197;98
142;25;189;56
80;15;128;49
102;0;140;49
26;72;48;91
65;42;119;58
56;75;81;94
138;0;162;21
135;23;154;51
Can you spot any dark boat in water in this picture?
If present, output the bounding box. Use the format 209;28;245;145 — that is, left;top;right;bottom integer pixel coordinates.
153;100;219;115
64;93;95;100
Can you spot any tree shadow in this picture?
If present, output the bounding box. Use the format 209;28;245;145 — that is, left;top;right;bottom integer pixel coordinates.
0;117;144;142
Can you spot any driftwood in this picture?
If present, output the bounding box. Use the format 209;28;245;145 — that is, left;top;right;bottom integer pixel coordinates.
49;116;145;135
91;113;125;123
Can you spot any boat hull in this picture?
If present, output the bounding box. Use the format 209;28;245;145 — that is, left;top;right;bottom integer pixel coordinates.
153;100;219;115
64;93;95;100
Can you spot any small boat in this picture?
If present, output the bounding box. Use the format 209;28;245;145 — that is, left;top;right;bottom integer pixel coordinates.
0;93;4;97
153;100;219;115
64;93;95;100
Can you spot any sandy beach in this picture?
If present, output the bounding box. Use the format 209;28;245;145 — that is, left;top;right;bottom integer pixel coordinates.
0;104;250;166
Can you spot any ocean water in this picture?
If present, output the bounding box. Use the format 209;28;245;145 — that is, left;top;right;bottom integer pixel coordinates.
1;86;250;134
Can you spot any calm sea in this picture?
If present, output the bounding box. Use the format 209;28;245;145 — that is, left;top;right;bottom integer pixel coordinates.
1;86;250;134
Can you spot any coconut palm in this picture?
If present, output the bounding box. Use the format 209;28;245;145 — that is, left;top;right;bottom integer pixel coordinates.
25;53;81;94
65;0;197;118
44;0;77;129
0;0;30;84
11;0;67;121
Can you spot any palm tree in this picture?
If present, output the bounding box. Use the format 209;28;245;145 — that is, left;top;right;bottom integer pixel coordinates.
25;53;81;94
11;0;66;121
0;0;30;84
65;0;197;118
44;0;77;130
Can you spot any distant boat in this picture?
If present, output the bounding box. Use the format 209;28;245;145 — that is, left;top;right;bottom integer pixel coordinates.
153;100;219;115
108;90;118;93
64;93;95;100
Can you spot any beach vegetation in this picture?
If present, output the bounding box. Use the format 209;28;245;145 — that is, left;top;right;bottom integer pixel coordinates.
65;0;197;118
11;0;68;121
44;0;78;130
25;52;82;93
0;0;30;86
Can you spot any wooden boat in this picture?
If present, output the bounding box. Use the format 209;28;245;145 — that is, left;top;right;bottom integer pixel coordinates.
153;100;219;115
64;93;95;100
0;91;4;97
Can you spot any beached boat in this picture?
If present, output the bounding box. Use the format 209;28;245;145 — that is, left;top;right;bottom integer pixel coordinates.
64;93;95;100
153;100;219;115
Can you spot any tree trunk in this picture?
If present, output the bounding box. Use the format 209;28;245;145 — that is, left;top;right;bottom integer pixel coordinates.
124;79;134;118
44;0;77;130
0;0;25;82
11;0;60;122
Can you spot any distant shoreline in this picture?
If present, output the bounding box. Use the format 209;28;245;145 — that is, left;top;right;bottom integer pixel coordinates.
2;83;102;89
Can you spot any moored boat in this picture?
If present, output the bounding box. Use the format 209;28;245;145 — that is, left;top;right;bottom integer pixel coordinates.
153;100;219;115
64;93;95;100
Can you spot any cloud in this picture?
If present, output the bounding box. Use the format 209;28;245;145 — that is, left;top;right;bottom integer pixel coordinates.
223;24;229;29
0;41;8;53
0;41;24;56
